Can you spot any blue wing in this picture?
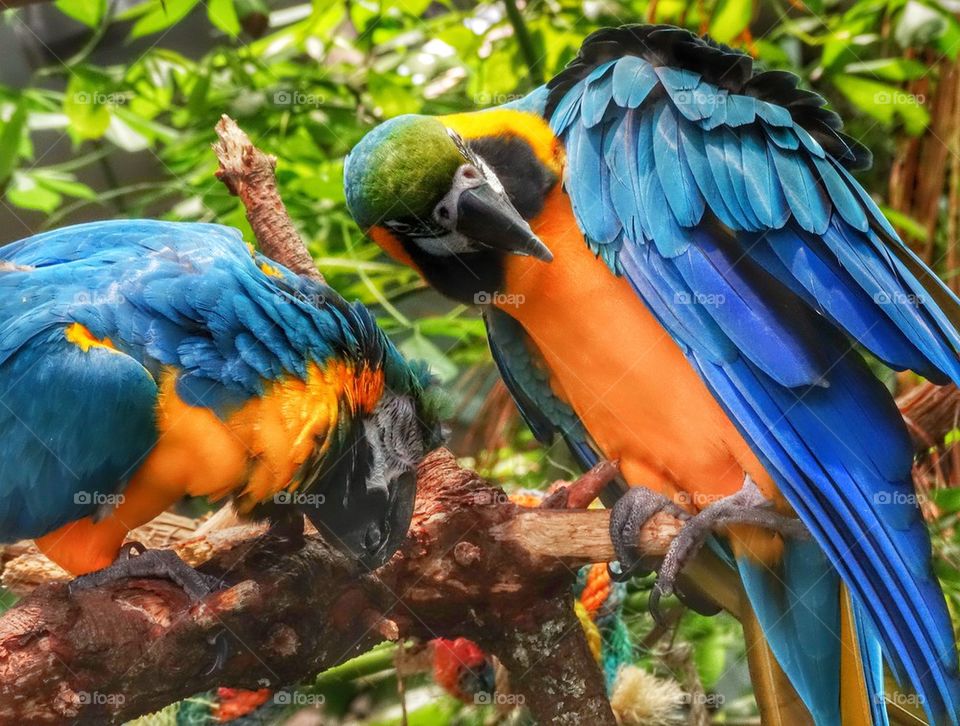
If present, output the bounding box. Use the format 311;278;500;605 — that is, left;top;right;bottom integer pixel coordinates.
0;316;157;540
545;25;960;724
0;220;384;417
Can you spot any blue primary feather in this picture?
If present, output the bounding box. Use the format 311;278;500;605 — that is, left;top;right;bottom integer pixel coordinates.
770;145;831;234
723;94;757;127
540;25;960;725
581;61;617;128
855;602;891;726
0;220;411;541
740;127;790;228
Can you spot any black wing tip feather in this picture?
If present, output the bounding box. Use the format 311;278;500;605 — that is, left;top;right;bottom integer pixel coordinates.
546;24;872;171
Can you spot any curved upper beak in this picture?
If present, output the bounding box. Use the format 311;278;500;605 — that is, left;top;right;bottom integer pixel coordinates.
305;468;417;571
452;176;553;263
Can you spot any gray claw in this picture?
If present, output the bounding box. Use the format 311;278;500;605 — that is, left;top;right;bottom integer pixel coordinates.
69;543;222;601
648;476;809;619
609;488;687;582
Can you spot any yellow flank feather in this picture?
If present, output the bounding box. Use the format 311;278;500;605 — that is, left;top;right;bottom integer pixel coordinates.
223;360;385;509
440;109;564;176
257;260;283;278
65;322;119;353
741;596;814;726
840;583;876;726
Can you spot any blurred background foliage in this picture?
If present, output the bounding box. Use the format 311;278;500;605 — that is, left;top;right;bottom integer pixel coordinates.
2;0;960;723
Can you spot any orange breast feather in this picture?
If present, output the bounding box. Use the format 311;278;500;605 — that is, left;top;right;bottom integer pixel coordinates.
502;187;780;503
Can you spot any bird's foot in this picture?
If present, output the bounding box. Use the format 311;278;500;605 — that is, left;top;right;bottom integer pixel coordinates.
69;542;223;601
608;487;690;583
265;511;306;550
648;476;808;622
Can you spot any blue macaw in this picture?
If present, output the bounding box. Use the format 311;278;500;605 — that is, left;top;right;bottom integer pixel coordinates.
0;219;440;592
344;24;960;726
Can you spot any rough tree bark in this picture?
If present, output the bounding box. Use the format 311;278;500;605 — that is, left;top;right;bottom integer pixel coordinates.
0;451;671;724
213;116;323;283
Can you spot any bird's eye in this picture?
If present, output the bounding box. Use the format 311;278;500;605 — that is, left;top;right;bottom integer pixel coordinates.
364;522;383;551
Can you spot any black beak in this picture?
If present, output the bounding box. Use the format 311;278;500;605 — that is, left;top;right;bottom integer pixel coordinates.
300;468;416;570
295;416;419;570
455;181;553;262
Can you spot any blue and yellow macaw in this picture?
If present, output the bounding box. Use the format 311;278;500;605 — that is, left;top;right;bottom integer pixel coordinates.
0;219;440;593
344;24;960;726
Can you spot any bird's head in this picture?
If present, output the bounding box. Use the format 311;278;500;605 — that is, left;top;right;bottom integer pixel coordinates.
300;390;418;570
431;637;497;704
267;289;447;571
344;114;554;304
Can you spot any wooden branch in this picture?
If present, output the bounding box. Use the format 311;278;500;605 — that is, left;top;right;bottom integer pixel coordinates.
212;116;323;283
898;381;960;452
0;451;659;724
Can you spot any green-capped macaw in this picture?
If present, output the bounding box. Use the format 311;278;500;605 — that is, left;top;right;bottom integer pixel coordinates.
343;24;960;726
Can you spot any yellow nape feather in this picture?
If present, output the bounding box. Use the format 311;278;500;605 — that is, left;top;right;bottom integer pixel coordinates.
440;109;564;176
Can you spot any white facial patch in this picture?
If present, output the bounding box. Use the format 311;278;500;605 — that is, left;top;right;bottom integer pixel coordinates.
413;230;476;257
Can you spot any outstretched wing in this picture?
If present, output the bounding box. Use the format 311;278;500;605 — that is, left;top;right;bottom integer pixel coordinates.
546;24;960;723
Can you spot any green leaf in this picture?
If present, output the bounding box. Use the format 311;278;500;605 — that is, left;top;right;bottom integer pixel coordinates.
832;74;929;135
0;100;27;188
844;58;927;82
55;0;105;27
933;488;960;515
880;206;927;240
208;0;241;37
367;72;420;118
33;170;96;200
709;0;752;44
130;0;201;39
7;172;61;213
103;115;150;152
63;73;113;140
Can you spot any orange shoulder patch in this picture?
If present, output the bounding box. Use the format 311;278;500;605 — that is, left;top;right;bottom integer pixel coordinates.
65;322;118;353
